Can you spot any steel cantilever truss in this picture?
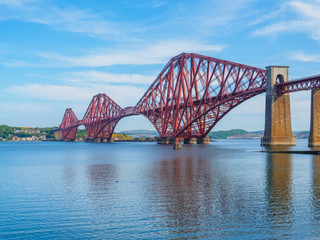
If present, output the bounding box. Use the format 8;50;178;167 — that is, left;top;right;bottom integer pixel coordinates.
135;53;267;138
82;93;123;140
59;52;320;141
59;108;79;140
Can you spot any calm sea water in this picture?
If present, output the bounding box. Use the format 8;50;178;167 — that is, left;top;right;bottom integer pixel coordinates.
0;139;320;239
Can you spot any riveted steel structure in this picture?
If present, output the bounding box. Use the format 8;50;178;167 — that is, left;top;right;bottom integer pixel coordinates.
277;74;320;94
59;108;80;141
82;93;124;140
57;53;320;142
135;53;267;138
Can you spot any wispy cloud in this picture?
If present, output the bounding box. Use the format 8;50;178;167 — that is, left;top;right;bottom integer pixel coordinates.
129;1;168;8
287;51;320;63
0;1;139;40
33;7;131;40
2;59;36;67
6;83;148;107
254;22;291;36
167;0;257;38
62;71;156;86
6;84;100;102
0;0;39;7
0;102;53;112
253;1;320;42
1;40;224;68
151;1;167;8
38;41;225;67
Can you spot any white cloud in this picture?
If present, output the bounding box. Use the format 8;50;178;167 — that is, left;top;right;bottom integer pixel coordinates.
151;1;167;8
253;22;292;36
62;71;156;85
2;59;36;67
0;0;38;7
0;1;137;40
172;0;255;34
231;94;265;115
253;1;320;42
6;83;147;107
34;7;126;39
39;41;225;67
287;51;320;63
7;84;96;102
0;102;53;112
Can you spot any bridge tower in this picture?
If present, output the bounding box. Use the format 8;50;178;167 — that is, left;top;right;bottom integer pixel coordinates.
309;89;320;147
262;66;296;146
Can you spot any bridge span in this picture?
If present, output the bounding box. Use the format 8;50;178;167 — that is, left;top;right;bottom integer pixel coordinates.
54;53;320;147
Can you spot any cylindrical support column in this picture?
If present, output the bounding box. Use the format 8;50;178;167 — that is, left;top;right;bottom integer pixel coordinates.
173;138;182;150
197;137;210;144
183;138;197;144
102;139;108;143
157;137;169;144
107;138;114;143
262;66;295;146
309;89;320;147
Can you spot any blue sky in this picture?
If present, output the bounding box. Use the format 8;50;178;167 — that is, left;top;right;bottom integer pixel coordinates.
0;0;320;131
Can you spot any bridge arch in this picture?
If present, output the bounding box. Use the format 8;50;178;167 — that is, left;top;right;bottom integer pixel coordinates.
101;114;159;139
57;53;320;144
277;74;285;83
135;53;267;138
174;88;266;137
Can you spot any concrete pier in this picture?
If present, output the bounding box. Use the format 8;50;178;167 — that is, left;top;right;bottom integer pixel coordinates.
262;66;295;146
309;89;320;147
157;137;169;144
86;138;99;143
183;138;197;144
63;139;75;142
100;138;114;143
197;137;210;144
173;138;182;150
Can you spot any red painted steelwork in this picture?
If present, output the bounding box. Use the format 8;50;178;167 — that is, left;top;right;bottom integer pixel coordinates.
135;53;267;138
82;93;124;140
59;108;80;140
277;75;320;94
58;53;320;141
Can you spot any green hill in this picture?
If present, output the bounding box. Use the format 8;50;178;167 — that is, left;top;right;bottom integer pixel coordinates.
208;129;248;139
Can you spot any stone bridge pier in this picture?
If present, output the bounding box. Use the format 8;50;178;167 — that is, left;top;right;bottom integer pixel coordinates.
53;129;62;139
309;89;320;147
262;66;296;146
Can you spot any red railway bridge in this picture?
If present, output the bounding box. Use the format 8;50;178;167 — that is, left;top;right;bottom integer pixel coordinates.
55;53;320;147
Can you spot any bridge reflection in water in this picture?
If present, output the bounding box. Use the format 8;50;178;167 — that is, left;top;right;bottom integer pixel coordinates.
312;155;320;221
265;152;294;234
42;140;320;238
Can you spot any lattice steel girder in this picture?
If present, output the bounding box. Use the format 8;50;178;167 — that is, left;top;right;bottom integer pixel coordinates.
82;93;124;139
135;53;267;137
277;75;320;94
58;53;320;140
60;108;79;140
